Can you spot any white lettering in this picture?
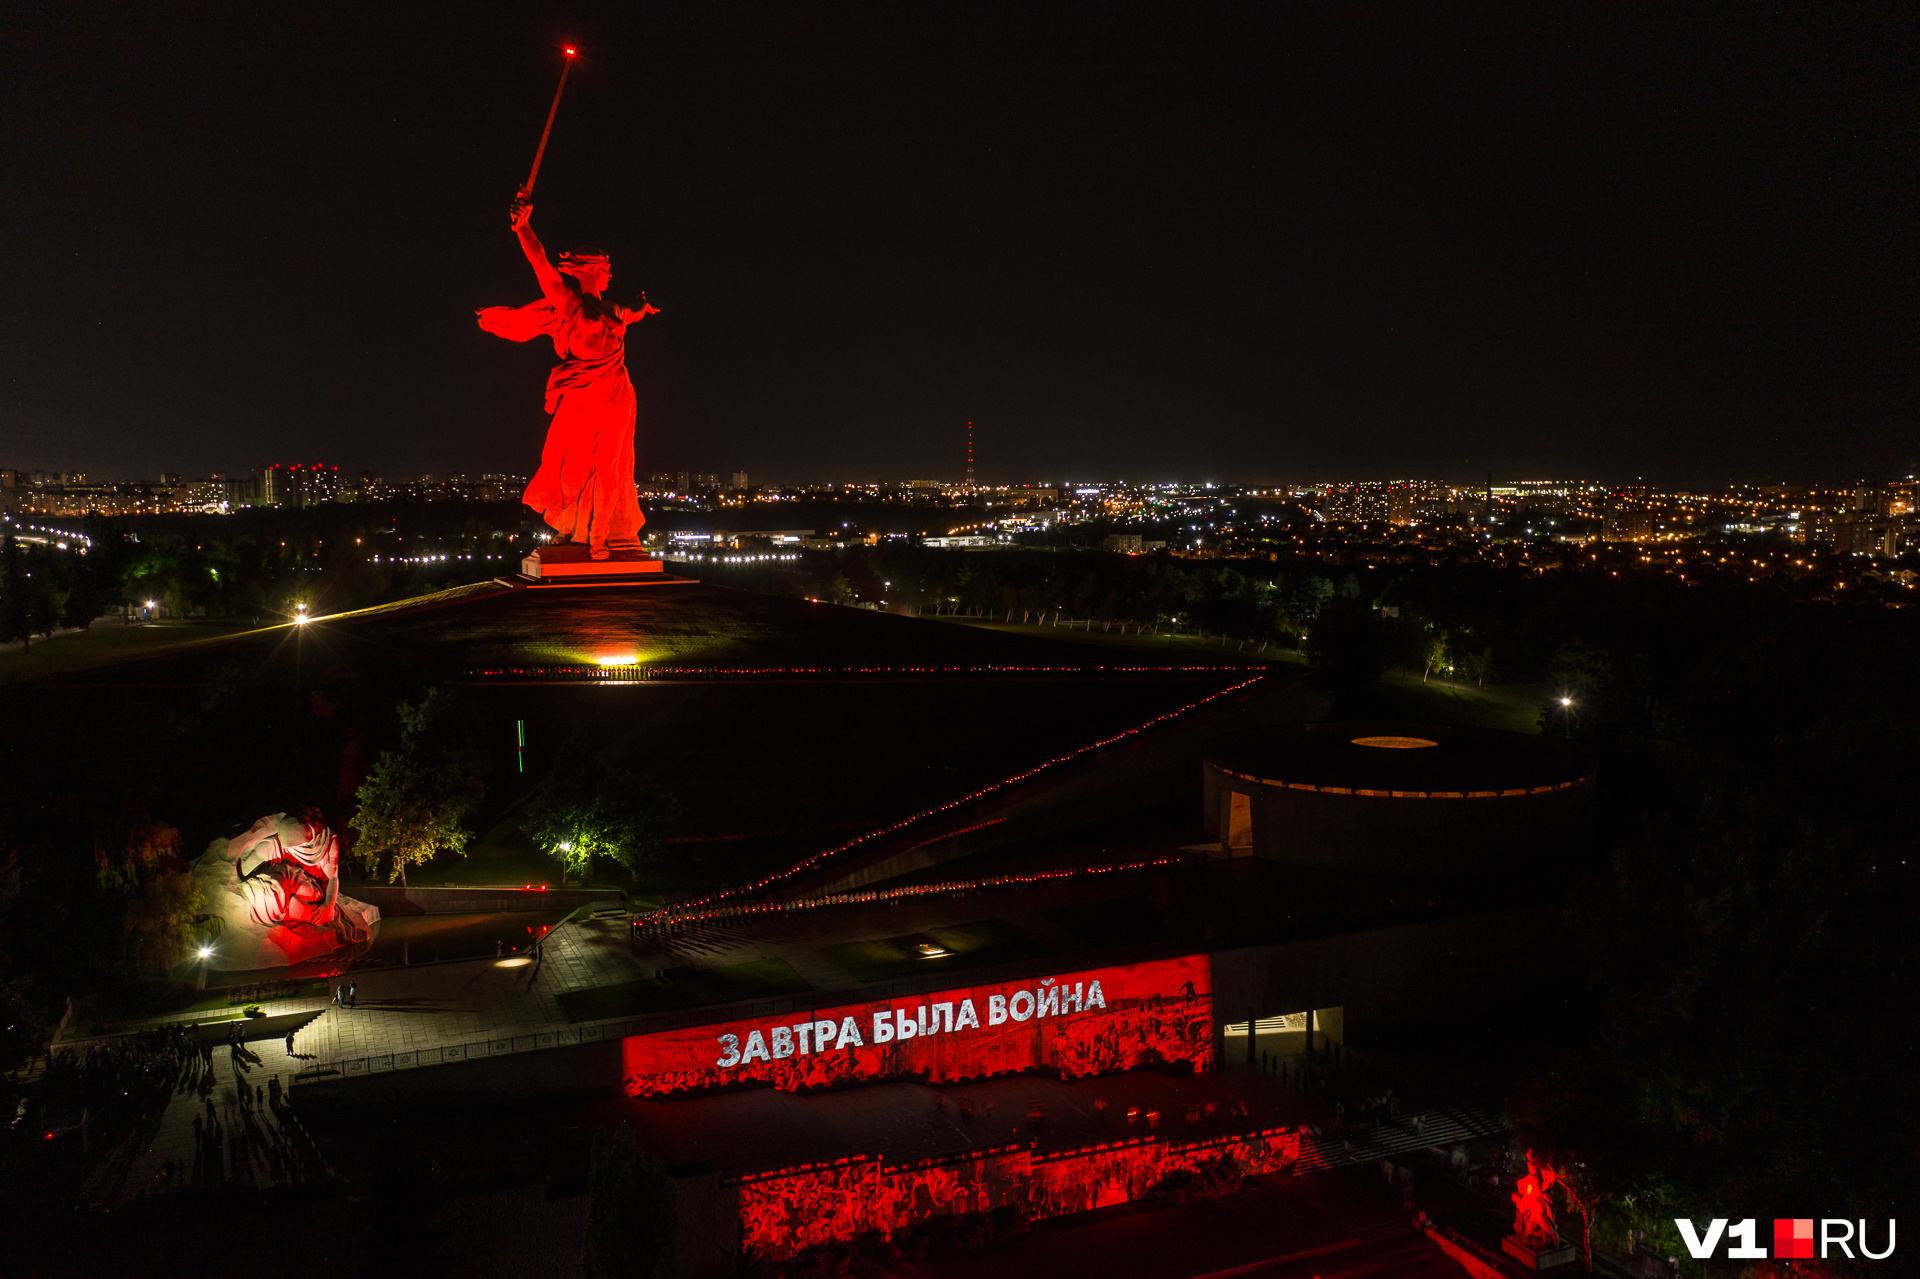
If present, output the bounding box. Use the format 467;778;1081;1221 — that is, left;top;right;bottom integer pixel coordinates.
955;999;980;1030
873;1012;894;1044
917;1005;932;1036
837;1015;863;1047
1676;1220;1726;1260
814;1018;839;1051
1861;1221;1896;1261
742;1030;770;1064
1085;980;1106;1009
714;1033;741;1068
1039;985;1060;1018
933;1002;953;1032
1066;983;1083;1013
1010;990;1035;1022
896;1009;918;1039
1726;1220;1764;1260
793;1023;813;1055
988;995;1008;1025
1822;1220;1855;1259
771;1026;794;1059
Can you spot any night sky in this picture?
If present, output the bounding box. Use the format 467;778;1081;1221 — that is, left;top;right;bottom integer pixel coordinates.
3;2;1914;487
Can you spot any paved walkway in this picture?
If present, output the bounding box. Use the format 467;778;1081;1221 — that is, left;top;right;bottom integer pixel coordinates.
292;915;641;1063
69;917;644;1205
81;1022;336;1206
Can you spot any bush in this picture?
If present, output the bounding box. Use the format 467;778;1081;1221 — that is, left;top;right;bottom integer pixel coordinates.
584;1121;677;1279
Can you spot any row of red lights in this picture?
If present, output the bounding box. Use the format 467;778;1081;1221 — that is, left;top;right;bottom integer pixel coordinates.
638;671;1265;922
467;663;1251;680
632;855;1184;931
734;1124;1297;1185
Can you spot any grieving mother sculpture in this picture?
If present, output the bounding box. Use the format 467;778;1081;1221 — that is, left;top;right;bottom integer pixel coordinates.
478;194;659;560
192;814;380;969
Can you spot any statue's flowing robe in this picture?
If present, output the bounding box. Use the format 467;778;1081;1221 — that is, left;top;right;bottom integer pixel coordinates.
479;292;645;549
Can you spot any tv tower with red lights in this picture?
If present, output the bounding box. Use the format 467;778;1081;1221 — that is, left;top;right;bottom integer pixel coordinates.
966;420;975;492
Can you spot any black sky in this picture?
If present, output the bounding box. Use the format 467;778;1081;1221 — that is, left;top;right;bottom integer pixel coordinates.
2;1;1914;487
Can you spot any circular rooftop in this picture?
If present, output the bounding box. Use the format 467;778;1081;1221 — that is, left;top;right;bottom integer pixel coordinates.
1202;722;1590;798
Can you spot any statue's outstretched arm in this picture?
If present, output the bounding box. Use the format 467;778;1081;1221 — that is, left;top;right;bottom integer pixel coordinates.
615;292;660;325
509;194;570;305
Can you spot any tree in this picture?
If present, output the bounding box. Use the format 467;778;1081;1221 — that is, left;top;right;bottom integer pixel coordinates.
1308;596;1389;695
527;742;670;882
1421;627;1451;683
0;533;30;646
584;1122;677;1279
124;865;204;974
1458;646;1493;687
115;814;203;973
1547;640;1612;699
349;689;489;885
1505;791;1906;1265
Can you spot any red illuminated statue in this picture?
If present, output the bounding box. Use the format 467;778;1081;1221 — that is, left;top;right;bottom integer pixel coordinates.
478;194;658;559
1510;1150;1560;1248
191;814;380;969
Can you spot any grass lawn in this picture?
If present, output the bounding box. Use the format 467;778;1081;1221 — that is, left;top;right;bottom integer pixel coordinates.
820;918;1048;983
1337;674;1544;734
1043;896;1169;947
0;619;259;682
940;616;1305;665
555;956;812;1023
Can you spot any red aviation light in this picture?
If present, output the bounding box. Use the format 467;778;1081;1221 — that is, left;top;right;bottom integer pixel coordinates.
563;45;577;56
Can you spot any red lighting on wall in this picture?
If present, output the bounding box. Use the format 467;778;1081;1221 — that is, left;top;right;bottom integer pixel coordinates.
738;1124;1302;1265
620;955;1211;1098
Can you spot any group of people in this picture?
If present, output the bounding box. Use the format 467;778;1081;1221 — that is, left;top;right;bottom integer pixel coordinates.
330;980;357;1008
56;1025;185;1115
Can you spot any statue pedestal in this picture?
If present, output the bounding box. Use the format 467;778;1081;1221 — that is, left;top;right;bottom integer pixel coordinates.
521;545;666;581
1502;1237;1577;1269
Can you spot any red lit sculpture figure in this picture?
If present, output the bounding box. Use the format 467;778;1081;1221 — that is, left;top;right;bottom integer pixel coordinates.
1510;1150;1560;1248
191;814;380;968
478;194;658;559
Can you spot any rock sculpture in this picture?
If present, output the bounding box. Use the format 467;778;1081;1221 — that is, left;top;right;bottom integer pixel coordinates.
192;813;380;969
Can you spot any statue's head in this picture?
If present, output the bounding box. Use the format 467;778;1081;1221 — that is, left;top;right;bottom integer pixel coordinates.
559;249;612;297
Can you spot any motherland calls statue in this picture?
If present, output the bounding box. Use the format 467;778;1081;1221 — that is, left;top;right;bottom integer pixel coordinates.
191;814;380;969
478;193;659;561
